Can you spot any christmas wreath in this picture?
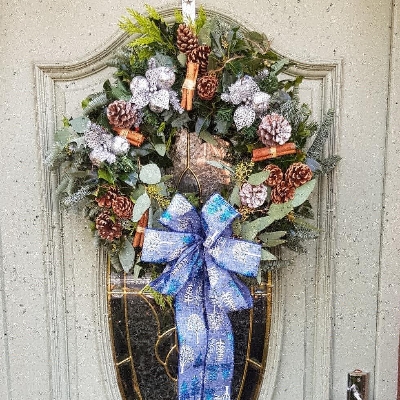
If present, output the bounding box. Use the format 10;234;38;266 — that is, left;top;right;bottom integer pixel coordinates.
47;5;338;276
47;5;339;399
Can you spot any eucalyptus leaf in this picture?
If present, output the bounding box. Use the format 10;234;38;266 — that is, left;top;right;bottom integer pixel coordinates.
199;130;218;146
70;116;89;133
177;52;187;67
247;170;270;186
241;215;274;240
153;143;166;156
133;263;142;279
205;160;234;173
55;127;72;146
123;172;138;187
139;164;161;184
261;249;277;261
268;201;293;221
131;184;146;200
119;238;136;273
292;179;316;207
131;192;151;222
229;185;241;207
195;117;210;134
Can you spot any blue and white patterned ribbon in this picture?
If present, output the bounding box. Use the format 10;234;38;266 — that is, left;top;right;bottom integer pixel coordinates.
141;193;261;400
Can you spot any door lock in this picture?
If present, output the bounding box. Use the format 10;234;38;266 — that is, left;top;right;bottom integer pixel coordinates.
347;369;368;400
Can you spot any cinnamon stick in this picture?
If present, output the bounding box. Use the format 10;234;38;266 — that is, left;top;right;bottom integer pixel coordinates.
181;61;199;111
114;128;145;147
252;142;297;162
133;209;149;248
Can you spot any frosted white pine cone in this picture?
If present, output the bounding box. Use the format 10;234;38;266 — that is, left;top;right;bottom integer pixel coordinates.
239;182;268;209
257;113;292;146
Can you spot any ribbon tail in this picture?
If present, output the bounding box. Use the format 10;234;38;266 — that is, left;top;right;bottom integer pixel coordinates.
175;271;208;400
204;280;234;400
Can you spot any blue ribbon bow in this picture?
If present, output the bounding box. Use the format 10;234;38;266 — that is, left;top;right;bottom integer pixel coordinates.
141;193;261;400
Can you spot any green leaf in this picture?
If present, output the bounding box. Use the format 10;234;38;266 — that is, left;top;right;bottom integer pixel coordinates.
258;231;287;247
153;143;166;156
139;164;161;184
119;238;136;273
133;262;142;279
247;170;270;186
69;116;89;133
98;168;115;184
268;202;293;221
177;52;187;67
55;127;72;146
131;184;146;200
195;117;210;134
292;179;316;207
131;192;151;222
241;215;274;240
199;130;218;146
229;185;241;207
171;112;191;128
261;249;277;261
205;161;234;173
195;5;207;33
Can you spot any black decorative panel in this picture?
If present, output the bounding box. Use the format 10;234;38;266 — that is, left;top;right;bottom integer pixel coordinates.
108;270;272;400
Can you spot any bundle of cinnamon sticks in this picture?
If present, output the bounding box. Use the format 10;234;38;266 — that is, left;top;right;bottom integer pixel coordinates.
114;127;145;147
252;142;297;162
132;210;149;248
181;61;199;111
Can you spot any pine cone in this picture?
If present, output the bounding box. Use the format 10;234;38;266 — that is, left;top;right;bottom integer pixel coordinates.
285;162;313;188
112;195;134;219
176;24;198;54
257;113;292;146
107;100;138;129
188;45;211;76
264;164;283;187
270;181;295;204
95;211;122;241
239;182;268;209
96;187;119;208
197;75;218;101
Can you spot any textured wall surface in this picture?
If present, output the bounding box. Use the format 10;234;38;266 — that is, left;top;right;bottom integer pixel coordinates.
0;1;399;399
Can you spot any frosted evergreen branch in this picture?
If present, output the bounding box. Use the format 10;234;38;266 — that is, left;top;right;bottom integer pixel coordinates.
319;154;341;174
306;109;335;160
82;93;109;116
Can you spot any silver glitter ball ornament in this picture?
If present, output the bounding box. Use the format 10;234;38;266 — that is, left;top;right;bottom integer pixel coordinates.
234;105;256;131
252;91;271;115
130;76;150;108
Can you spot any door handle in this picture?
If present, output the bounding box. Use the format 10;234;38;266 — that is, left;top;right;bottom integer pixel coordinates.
347;369;368;400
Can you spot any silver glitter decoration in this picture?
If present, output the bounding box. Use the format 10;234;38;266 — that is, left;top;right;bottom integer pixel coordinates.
221;75;270;130
111;136;130;155
130;58;183;114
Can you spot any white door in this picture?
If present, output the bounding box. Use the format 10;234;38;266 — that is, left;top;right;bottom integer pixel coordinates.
1;1;399;399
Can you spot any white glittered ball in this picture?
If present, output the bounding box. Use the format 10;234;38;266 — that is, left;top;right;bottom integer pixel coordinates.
149;89;170;113
252;91;271;114
130;76;150;108
234;105;256;131
111;136;130;155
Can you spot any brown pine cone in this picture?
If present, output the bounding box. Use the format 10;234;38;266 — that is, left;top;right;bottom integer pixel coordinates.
270;181;295;204
95;211;122;241
107;100;138;129
188;45;211;76
285;162;312;188
177;24;198;54
264;164;283;187
197;75;218;101
112;195;134;219
96;187;119;208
